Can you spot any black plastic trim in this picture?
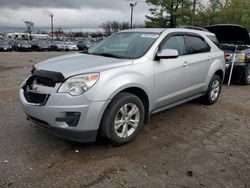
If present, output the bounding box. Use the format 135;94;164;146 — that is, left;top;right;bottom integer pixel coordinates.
27;115;97;143
55;112;81;127
33;70;65;83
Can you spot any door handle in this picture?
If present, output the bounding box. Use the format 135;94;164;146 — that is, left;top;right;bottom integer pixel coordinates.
183;61;189;67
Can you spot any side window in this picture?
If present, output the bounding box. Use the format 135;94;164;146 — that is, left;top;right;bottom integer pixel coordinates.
160;35;186;56
186;35;211;54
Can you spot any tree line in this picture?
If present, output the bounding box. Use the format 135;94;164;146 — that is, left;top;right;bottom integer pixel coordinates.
101;0;250;34
145;0;250;30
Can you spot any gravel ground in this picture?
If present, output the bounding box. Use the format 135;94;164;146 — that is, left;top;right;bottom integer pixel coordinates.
0;52;250;188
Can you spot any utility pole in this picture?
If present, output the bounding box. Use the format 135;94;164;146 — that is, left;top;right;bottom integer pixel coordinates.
50;13;54;40
24;21;34;40
130;2;137;29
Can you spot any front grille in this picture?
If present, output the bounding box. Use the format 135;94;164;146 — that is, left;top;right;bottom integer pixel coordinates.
23;70;64;105
36;76;56;87
24;91;49;105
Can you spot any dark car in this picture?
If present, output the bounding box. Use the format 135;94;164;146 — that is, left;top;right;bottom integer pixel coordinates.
206;24;250;85
77;40;92;51
0;40;12;51
12;40;32;52
31;40;49;51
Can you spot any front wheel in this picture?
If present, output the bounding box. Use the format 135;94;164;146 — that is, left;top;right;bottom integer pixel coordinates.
201;75;222;105
100;92;145;146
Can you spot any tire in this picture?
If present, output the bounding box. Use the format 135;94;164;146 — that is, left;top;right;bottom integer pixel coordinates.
100;92;145;146
241;65;250;85
201;75;222;105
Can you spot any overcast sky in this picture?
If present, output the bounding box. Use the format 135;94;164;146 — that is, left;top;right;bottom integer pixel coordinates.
0;0;150;30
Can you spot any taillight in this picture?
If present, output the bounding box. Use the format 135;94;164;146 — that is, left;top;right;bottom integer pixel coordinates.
224;52;227;63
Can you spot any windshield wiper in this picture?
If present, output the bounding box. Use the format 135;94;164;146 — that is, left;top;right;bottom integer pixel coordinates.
91;53;122;59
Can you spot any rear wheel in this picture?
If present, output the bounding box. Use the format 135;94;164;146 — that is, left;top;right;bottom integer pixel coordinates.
100;92;144;146
201;75;222;105
241;65;250;85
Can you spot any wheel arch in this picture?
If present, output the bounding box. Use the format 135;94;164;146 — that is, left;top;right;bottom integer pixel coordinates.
214;69;224;82
99;85;151;132
118;87;150;123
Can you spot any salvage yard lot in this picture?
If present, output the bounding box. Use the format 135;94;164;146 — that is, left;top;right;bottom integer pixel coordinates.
0;52;250;188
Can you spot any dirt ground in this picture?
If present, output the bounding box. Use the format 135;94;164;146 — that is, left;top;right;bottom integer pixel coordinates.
0;52;250;188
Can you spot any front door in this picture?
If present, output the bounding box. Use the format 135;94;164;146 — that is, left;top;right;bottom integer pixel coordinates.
154;34;191;109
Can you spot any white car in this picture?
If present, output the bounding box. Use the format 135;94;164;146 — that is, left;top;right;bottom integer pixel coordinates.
66;42;78;51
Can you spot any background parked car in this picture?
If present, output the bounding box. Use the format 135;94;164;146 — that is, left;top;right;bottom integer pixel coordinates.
11;40;32;52
77;39;93;51
206;24;250;85
65;41;78;51
0;40;12;52
49;41;67;51
31;40;49;51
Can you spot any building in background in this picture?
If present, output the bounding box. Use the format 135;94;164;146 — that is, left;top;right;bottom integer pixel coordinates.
6;32;49;40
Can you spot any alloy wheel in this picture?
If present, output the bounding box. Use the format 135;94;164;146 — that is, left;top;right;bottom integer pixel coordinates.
114;103;140;138
210;80;220;101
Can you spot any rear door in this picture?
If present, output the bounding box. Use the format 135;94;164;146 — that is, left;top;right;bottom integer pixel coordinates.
184;34;212;94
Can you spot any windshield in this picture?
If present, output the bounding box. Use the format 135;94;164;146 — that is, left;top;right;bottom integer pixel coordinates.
79;40;91;45
0;41;9;45
38;41;48;45
220;43;250;51
88;32;160;59
55;41;63;45
66;42;75;45
18;40;29;45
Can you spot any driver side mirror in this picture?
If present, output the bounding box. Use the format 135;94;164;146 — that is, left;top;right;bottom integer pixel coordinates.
156;49;179;60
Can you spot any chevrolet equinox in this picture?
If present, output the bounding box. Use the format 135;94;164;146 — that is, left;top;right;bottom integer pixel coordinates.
20;28;225;145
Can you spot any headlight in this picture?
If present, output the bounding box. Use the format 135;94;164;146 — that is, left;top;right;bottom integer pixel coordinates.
234;53;246;63
246;53;250;59
58;73;99;96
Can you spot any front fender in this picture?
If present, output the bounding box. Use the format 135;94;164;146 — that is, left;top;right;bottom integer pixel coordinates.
84;63;155;109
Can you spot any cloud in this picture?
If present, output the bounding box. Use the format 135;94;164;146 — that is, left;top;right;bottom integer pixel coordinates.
0;0;144;11
0;0;150;28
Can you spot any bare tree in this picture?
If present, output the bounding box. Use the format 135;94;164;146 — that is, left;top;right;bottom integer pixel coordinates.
101;21;130;35
24;21;34;40
101;21;112;35
55;27;64;40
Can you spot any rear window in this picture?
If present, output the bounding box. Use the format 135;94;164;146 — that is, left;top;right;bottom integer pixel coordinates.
186;35;211;54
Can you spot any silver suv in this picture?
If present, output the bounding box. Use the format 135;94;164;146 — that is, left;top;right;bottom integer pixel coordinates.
20;28;225;145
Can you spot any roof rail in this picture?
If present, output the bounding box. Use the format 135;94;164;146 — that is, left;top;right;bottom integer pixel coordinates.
178;25;208;32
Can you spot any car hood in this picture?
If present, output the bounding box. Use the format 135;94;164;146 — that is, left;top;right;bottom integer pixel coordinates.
35;53;132;78
206;24;250;45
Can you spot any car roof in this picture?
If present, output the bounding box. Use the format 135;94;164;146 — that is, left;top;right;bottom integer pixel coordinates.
120;28;166;33
120;28;214;36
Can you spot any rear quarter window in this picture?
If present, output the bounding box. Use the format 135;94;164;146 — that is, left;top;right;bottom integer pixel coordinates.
207;35;223;49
